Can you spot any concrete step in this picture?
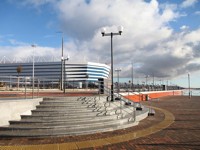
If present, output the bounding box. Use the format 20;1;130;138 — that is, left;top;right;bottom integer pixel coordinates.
33;103;134;113
0;118;147;138
41;100;86;104
42;97;94;102
35;105;88;109
20;114;117;122
0;96;149;138
23;107;146;121
38;103;89;107
8;117;116;127
31;104;139;117
0;121;138;137
43;97;81;100
40;101;105;105
0;117;131;131
31;110;99;116
21;112;99;119
7;111;146;130
42;102;104;106
39;101;96;107
31;108;92;113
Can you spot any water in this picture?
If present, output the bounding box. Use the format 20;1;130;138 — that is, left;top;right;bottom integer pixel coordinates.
182;89;200;96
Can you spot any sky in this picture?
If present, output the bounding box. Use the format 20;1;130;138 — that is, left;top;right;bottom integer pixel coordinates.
0;0;200;88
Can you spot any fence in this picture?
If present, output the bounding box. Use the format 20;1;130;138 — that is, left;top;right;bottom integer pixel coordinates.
0;75;182;99
0;76;109;98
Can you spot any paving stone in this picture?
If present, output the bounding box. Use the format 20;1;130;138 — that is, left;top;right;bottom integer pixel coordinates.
1;95;199;149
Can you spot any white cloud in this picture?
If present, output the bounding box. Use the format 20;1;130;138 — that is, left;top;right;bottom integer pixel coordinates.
181;0;198;8
54;0;179;62
183;28;200;45
195;11;200;15
180;25;189;30
8;39;28;46
0;45;60;63
2;0;200;80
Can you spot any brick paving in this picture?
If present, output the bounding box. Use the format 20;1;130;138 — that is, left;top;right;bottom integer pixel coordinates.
0;96;200;150
92;96;200;150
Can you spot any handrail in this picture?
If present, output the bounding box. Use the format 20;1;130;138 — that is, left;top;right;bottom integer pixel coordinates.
127;91;157;116
127;90;143;108
142;94;156;116
77;81;144;122
95;85;137;122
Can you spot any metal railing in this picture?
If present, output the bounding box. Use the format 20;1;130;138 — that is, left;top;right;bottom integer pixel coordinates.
90;84;138;122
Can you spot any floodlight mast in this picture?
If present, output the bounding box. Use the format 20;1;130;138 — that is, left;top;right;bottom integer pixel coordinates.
31;44;36;98
101;26;123;101
63;54;70;94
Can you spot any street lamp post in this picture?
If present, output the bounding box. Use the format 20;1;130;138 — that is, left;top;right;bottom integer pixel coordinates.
152;74;155;89
131;61;134;91
61;35;64;91
145;75;150;91
31;44;36;98
57;31;64;91
61;33;64;91
115;68;121;97
188;72;191;99
101;26;123;101
63;55;70;94
145;75;149;85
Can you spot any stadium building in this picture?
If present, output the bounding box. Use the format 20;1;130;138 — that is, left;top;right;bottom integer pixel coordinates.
0;61;110;89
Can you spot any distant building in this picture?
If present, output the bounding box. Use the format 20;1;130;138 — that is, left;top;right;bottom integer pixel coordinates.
0;61;110;88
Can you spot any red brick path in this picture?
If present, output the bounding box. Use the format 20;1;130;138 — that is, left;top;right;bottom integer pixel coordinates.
0;96;200;150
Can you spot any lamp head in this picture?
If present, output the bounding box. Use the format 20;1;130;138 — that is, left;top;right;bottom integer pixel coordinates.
31;44;36;47
66;54;70;61
101;27;106;36
115;68;121;72
118;26;123;35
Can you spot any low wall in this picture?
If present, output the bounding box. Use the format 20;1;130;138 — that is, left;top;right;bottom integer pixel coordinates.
122;90;183;102
0;98;43;126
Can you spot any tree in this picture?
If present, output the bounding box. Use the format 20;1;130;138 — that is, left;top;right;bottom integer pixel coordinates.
16;65;23;76
16;65;23;90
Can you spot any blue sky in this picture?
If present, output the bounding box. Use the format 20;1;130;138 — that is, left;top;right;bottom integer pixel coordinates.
0;0;200;88
0;0;60;47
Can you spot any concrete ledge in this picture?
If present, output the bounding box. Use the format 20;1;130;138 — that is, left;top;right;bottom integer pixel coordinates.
0;98;43;126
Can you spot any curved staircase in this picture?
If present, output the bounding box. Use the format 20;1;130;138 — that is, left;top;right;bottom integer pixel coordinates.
0;96;149;137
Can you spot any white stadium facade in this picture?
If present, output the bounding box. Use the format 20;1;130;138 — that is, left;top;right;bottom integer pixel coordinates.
0;61;110;89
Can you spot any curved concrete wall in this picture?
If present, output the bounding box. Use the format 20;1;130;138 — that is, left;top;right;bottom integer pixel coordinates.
0;98;43;126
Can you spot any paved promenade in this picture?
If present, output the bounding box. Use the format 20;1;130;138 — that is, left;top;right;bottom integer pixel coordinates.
98;96;200;150
0;96;199;149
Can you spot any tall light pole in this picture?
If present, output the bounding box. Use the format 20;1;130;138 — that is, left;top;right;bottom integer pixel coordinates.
101;26;123;101
145;75;150;91
145;75;149;85
61;35;64;91
131;61;134;90
115;68;121;97
57;31;64;90
63;55;70;94
188;72;191;99
31;44;36;98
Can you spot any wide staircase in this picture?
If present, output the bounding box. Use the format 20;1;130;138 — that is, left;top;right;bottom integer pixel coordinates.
0;96;149;137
